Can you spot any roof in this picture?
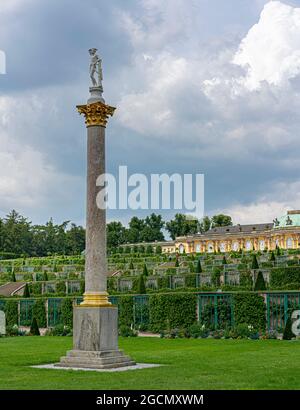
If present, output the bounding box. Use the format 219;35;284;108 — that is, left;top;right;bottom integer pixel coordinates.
274;210;300;229
0;282;26;297
205;223;273;235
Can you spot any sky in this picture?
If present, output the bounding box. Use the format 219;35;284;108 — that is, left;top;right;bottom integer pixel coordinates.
1;0;300;226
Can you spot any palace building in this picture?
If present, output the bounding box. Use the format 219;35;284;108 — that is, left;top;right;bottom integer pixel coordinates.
160;210;300;254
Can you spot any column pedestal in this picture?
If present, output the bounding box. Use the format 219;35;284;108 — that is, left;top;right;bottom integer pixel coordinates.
55;306;135;369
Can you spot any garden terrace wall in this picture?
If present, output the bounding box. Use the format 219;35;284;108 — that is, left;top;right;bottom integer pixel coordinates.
0;291;299;333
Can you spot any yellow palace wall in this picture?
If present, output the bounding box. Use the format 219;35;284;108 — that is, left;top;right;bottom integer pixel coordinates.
162;228;300;254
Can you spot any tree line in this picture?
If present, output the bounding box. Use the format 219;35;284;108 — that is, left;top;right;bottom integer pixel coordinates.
0;210;232;257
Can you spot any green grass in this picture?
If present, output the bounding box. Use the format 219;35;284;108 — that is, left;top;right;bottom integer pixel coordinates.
0;336;299;390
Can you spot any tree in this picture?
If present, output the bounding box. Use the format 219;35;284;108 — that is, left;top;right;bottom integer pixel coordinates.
251;254;259;269
175;258;179;267
137;275;146;294
29;317;40;336
129;261;134;270
11;272;16;282
107;221;126;249
43;272;48;281
211;214;233;228
198;216;211;233
65;223;85;254
166;214;198;240
196;259;202;273
222;256;227;265
23;283;30;298
283;315;294;340
254;271;266;291
141;214;165;242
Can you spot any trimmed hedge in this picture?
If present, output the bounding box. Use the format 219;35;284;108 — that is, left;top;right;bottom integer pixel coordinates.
270;267;300;288
5;300;18;327
118;296;134;327
61;298;73;328
233;293;266;330
32;299;47;328
149;293;197;332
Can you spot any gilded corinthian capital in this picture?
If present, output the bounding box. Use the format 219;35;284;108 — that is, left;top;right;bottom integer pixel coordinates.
76;101;116;128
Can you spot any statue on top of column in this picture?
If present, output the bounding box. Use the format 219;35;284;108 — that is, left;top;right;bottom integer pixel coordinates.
89;48;103;89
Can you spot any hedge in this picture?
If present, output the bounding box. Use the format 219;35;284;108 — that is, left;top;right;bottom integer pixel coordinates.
149;294;197;332
61;298;73;328
270;267;300;288
118;296;134;327
32;299;47;328
5;300;18;327
233;293;266;330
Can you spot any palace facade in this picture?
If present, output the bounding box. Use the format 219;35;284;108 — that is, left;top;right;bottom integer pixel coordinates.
161;210;300;254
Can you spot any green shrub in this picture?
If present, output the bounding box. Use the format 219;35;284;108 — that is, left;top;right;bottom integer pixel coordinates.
47;324;72;336
143;264;149;276
56;281;66;295
185;274;197;288
254;271;267;291
29;282;42;295
29;317;40;336
61;298;73;328
270;267;300;288
136;275;146;294
118;296;134;327
251;255;259;269
32;299;47;328
149;294;197;332
283;315;294;340
158;276;170;289
233;293;266;330
119;325;137;337
196;259;202;273
23;283;30;298
5;300;18;327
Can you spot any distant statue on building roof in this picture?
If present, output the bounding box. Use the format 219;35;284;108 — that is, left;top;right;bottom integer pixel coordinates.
273;218;280;227
286;216;293;226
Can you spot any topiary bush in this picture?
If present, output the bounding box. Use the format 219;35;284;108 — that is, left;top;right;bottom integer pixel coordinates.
254;271;267;291
283;315;294;340
29;317;40;336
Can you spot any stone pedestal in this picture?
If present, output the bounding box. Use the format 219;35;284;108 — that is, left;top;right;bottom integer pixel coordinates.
56;306;135;369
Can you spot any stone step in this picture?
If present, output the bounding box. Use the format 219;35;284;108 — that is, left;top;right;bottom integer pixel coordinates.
66;349;125;359
60;354;134;366
56;359;136;369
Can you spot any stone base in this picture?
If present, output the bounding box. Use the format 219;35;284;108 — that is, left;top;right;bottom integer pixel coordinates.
55;349;135;369
56;306;135;370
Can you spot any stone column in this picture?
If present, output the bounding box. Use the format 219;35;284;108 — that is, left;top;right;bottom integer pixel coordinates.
56;83;135;369
77;92;115;307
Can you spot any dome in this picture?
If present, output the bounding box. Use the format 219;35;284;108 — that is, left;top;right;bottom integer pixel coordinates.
273;210;300;228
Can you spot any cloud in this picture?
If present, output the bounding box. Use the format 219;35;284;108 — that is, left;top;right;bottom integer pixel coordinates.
233;1;300;90
215;177;300;224
1;0;300;226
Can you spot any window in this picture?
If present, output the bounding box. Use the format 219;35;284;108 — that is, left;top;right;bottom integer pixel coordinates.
259;240;265;251
286;238;293;249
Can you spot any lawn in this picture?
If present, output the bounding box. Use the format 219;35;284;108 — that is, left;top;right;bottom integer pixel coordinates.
0;336;299;390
